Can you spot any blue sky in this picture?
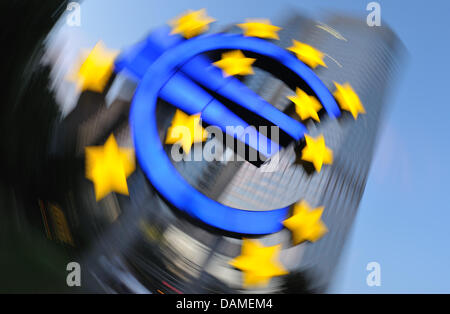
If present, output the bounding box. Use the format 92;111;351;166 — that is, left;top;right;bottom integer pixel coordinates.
75;0;450;293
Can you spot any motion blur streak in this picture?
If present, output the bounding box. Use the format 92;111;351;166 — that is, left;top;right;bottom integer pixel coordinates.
0;1;403;293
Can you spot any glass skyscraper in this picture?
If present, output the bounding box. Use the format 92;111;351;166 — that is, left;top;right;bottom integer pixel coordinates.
48;13;403;293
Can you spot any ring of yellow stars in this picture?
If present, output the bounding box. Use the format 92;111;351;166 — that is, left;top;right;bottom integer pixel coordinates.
170;9;215;39
213;50;256;77
237;19;282;39
229;239;288;288
288;88;323;122
85;134;135;201
68;41;118;93
333;82;365;120
301;134;333;172
165;109;208;154
287;39;327;69
283;200;328;245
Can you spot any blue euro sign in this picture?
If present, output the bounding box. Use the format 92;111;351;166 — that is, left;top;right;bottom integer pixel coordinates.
115;26;341;234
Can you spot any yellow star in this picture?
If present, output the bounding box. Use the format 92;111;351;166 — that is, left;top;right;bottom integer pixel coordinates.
237;19;282;39
68;41;118;93
287;40;327;69
85;134;135;201
301;134;333;172
213;50;256;77
288;88;323;122
229;239;288;288
333;82;365;119
165;109;208;154
283;200;328;245
170;9;215;39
